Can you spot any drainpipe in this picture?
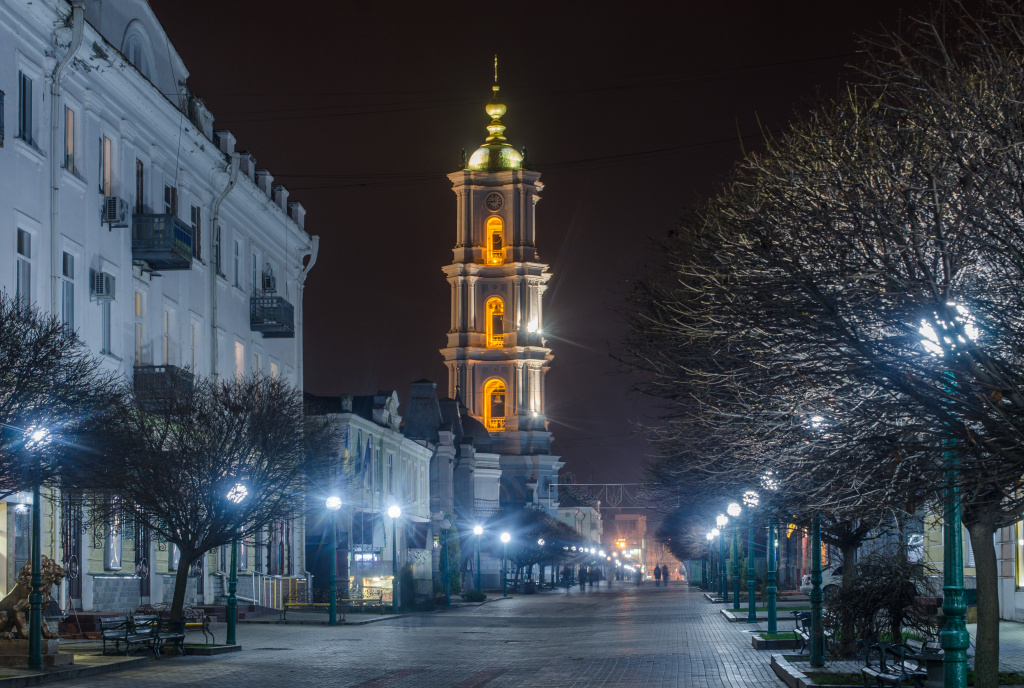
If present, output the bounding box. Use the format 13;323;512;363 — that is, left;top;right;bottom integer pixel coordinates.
209;154;240;381
50;0;85;315
295;235;319;389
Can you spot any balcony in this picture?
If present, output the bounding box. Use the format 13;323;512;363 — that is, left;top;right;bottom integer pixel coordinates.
250;295;295;338
133;365;194;412
486;417;506;432
132;214;194;271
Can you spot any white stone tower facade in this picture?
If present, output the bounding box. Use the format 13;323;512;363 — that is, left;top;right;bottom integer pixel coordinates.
441;76;563;511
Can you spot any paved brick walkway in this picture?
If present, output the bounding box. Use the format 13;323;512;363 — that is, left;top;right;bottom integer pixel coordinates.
60;584;787;688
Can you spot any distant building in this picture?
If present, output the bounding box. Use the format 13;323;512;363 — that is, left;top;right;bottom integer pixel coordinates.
606;513;648;578
0;0;315;611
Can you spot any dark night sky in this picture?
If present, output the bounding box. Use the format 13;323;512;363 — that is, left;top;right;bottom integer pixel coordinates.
148;0;945;484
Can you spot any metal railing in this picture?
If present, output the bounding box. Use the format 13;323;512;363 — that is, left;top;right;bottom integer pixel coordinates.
486;417;506;431
250;295;295;338
133;365;194;412
131;214;194;270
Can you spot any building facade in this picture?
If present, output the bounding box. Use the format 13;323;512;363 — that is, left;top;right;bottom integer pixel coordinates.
0;0;316;611
440;78;563;515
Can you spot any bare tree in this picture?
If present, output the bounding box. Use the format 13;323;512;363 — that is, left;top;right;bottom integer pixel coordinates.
623;3;1024;679
88;374;314;620
0;293;121;495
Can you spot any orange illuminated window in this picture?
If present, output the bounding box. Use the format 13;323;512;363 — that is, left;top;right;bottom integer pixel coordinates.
486;297;504;348
484;379;506;432
486;217;503;264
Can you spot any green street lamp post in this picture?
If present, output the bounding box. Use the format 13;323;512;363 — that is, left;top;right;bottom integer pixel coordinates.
941;448;969;687
766;518;778;633
326;496;342;626
440;518;452;606
500;532;510;597
743;491;760;623
705;532;715;593
716;514;729;603
27;427;50;669
728;503;741;611
810;513;824;667
388;505;401;613
225;483;247;646
473;525;483;591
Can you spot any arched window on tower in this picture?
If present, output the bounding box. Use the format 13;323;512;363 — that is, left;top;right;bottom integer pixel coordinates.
486;216;503;265
486;297;504;348
484;378;506;432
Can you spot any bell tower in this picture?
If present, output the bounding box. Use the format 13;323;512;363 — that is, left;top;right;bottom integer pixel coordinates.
441;68;562;510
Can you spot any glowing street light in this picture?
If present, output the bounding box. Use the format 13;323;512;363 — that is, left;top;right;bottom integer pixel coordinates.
388;506;402;611
743;491;760;623
473;525;484;592
326;496;342;626
226;483;249;645
500;532;511;597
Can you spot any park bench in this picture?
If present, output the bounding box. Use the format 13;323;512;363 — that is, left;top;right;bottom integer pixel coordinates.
792;610;838;657
136;603;214;644
900;638;942;686
100;615;157;656
859;641;919;688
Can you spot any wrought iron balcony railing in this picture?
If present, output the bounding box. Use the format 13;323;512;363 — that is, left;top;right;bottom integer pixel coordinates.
133;365;194;412
250;295;295;338
486;417;506;431
131;214;194;271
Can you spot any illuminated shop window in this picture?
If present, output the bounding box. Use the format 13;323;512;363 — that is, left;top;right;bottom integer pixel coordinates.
486;216;503;264
486;297;504;348
485;379;506;432
1017;522;1024;588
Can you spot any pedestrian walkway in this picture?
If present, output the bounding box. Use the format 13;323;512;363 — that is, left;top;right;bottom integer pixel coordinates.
58;584;787;688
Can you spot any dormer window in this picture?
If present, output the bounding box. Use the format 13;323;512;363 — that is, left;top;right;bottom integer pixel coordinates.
122;23;153;81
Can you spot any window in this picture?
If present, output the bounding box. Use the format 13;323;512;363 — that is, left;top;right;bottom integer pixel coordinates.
17;72;32;145
486;297;504;348
239;534;248;571
253;351;261;374
251;252;258;294
484;378;506;432
169;544;180;571
270;361;279;379
0;89;5;146
16;229;31;308
134;291;144;364
1016;522;1024;588
64;107;75;172
387;453;394;493
214;225;223;274
99;136;112;195
101;299;112;355
162;309;172;365
189;321;198;371
163;184;177;216
104;514;122;571
234;341;244;380
233;239;241;288
61;252;74;335
135;160;145;214
190;205;202;260
486;216;503;264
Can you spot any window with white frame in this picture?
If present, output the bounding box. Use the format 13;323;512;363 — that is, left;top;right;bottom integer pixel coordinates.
253;350;261;374
61;252;74;335
234;341;244;380
270;361;279;379
135;159;145;214
387;453;394;494
162;307;175;365
233;239;241;288
134;291;145;364
189;320;200;371
190;205;201;260
17;71;33;146
99;136;112;195
214;225;223;275
163;184;177;216
16;229;31;307
101;298;112;355
251;251;258;294
64;107;76;173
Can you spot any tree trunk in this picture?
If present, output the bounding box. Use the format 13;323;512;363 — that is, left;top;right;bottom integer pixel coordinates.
966;522;999;688
838;543;858;657
169;551;195;621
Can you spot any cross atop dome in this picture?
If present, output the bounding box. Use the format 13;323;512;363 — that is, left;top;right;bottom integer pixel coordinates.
466;56;524;172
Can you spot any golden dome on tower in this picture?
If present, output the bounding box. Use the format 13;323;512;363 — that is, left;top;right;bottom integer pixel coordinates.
466;59;524;172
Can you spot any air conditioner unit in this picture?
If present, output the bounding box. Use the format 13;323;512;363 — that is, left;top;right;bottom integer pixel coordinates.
92;271;115;300
101;196;128;227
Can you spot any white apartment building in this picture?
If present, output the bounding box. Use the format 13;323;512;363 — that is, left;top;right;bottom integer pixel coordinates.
0;0;317;611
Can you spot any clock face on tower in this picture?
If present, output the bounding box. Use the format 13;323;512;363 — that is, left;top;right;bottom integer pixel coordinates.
485;193;504;212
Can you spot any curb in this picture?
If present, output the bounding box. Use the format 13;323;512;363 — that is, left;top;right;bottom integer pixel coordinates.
0;656;148;688
184;644;242;656
770;654;859;688
751;635;799;651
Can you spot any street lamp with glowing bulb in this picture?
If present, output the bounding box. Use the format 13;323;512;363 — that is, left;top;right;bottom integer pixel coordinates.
325;496;342;625
225;483;248;645
388;506;401;612
500;532;511;597
473;525;483;591
743;491;760;623
727;503;741;610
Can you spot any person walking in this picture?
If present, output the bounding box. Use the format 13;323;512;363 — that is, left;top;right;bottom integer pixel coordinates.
662;564;670;584
654;563;662;587
578;566;587;591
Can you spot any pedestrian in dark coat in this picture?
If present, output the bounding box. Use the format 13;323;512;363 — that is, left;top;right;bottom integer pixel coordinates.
579;566;587;590
654;564;662;586
662;564;670;584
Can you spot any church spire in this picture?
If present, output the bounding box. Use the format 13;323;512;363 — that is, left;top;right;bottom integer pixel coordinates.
466;56;523;172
